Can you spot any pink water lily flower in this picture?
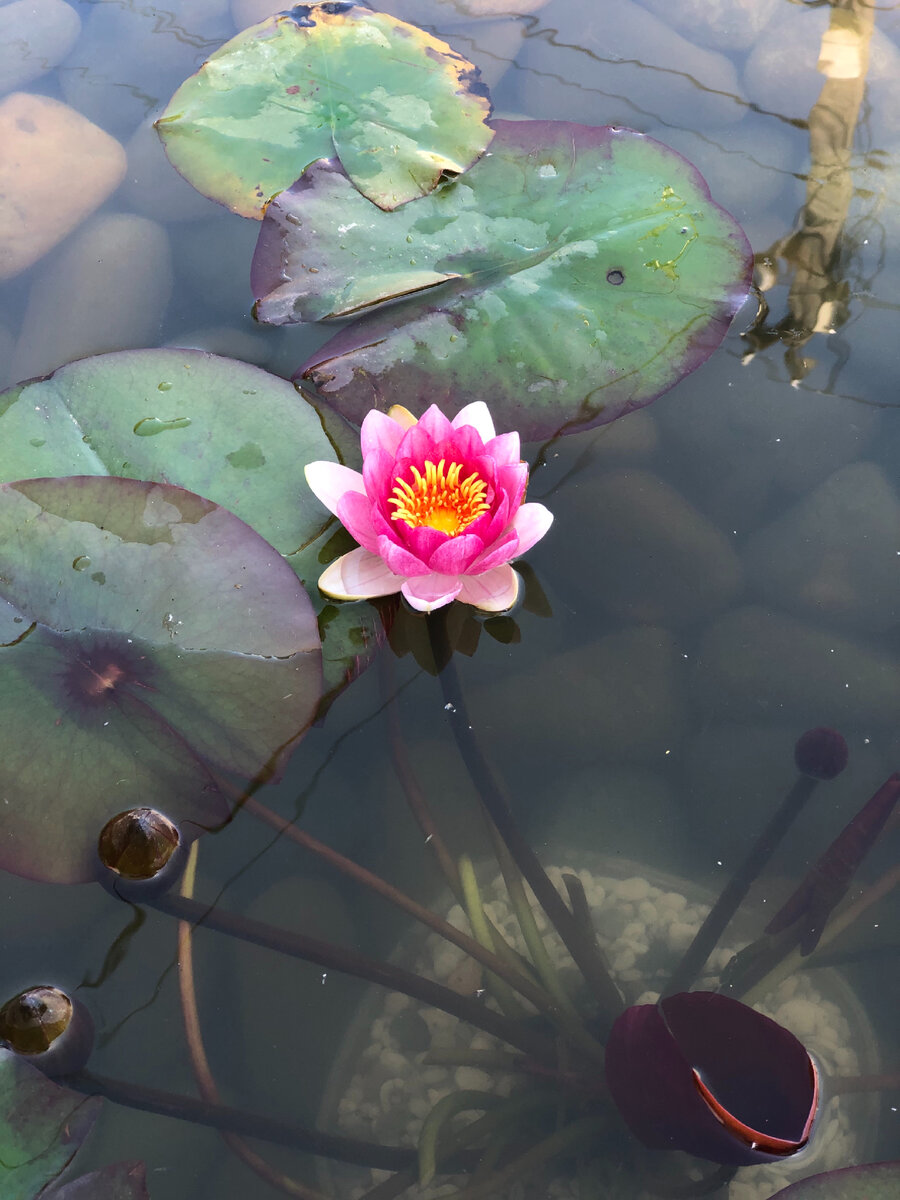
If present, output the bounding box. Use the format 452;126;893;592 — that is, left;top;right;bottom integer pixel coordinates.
304;402;552;613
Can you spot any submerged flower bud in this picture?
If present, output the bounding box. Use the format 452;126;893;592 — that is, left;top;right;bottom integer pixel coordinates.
98;807;180;880
794;727;849;780
0;986;94;1076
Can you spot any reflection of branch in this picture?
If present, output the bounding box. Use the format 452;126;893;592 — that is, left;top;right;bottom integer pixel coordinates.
743;0;875;381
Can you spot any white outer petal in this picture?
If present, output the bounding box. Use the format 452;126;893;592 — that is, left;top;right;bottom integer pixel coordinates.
511;503;553;555
318;547;405;601
456;564;519;612
304;461;366;517
401;575;463;612
452;401;495;443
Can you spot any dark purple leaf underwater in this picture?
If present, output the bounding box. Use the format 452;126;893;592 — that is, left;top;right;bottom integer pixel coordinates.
605;992;818;1166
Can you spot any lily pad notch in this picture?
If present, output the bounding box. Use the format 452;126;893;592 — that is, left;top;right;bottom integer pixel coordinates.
155;1;494;217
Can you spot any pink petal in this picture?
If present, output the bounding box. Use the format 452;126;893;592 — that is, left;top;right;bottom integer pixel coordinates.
452;401;495;442
336;490;378;553
511;503;553;554
473;491;510;547
304;461;365;517
404;523;451;563
361;409;405;459
377;534;429;577
396;423;439;467
362;448;397;503
318;548;405;600
469;528;518;573
457;564;519;612
416;404;454;443
401;573;463;612
484;431;520;467
428;533;483;574
498;462;528;513
445;426;486;463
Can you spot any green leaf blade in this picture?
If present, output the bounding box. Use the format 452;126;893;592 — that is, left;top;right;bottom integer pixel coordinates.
0;1052;101;1200
0;475;322;883
156;3;493;216
250;121;751;439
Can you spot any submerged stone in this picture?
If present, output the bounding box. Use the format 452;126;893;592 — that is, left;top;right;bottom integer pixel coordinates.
555;467;743;627
0;93;126;282
743;462;900;634
11;214;173;382
693;606;900;729
0;0;81;95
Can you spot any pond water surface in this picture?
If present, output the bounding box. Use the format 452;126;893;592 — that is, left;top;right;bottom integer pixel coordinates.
1;0;898;1197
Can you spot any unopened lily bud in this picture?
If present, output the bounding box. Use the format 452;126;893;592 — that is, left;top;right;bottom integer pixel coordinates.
0;986;93;1076
98;807;180;880
794;728;849;780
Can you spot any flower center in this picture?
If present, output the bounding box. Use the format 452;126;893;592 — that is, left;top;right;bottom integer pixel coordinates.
388;459;490;536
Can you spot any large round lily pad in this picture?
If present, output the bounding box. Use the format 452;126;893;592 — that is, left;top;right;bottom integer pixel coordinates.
768;1162;900;1199
0;475;322;883
0;1050;101;1200
0;349;380;699
251;120;751;439
155;2;493;217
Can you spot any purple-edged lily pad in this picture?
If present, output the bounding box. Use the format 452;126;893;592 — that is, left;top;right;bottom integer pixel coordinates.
768;1161;900;1198
155;2;492;216
251;120;751;439
0;349;379;702
0;1049;101;1199
46;1161;150;1199
605;992;818;1166
0;475;322;883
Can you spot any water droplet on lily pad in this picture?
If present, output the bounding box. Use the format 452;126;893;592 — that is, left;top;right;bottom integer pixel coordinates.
72;556;91;571
133;416;192;437
157;381;174;391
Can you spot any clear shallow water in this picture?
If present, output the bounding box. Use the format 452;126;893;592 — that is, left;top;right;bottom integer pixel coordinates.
1;0;899;1195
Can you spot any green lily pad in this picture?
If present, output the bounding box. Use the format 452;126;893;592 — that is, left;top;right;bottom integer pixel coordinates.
768;1162;900;1198
0;475;322;883
155;1;493;217
0;1050;101;1200
47;1162;150;1199
0;349;380;699
251;120;751;440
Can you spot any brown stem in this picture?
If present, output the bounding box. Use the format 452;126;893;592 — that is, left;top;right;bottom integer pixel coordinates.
381;650;465;899
149;890;557;1062
428;612;622;1033
61;1070;414;1170
177;844;327;1199
241;795;566;1024
666;776;818;995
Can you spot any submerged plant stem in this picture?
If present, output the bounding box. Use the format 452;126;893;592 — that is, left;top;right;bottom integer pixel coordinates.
61;1070;414;1170
177;843;325;1199
453;1113;604;1200
739;860;900;1004
150;890;556;1061
428;612;622;1032
242;795;564;1022
666;776;817;995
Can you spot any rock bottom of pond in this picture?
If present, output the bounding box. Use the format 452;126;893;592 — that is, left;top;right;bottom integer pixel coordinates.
319;860;878;1200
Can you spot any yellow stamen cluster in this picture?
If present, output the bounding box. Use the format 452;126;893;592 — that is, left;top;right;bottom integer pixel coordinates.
388;458;489;536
